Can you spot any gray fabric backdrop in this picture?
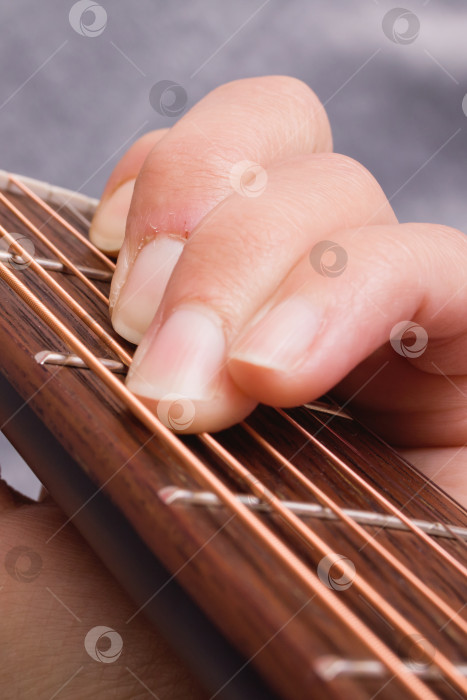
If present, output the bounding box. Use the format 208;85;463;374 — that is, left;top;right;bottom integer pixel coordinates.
1;0;466;227
0;0;466;496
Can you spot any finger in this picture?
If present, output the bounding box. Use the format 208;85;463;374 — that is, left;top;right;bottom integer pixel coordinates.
89;128;169;252
400;447;467;507
110;76;332;341
0;477;16;511
228;223;467;446
0;504;204;699
125;154;395;433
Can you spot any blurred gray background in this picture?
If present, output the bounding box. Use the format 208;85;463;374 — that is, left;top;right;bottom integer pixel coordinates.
1;0;466;227
0;0;466;496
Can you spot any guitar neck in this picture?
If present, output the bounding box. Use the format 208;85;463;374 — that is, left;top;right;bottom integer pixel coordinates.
0;172;466;700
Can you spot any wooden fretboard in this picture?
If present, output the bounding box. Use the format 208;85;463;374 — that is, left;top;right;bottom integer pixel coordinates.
0;172;466;700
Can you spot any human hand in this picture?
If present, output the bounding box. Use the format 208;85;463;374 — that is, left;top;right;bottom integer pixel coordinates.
0;480;205;699
90;76;467;506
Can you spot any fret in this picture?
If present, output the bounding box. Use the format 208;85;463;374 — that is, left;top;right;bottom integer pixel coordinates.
279;408;467;580
159;486;467;541
304;400;353;420
5;172;114;270
1;172;466;700
1;257;442;700
34;351;126;374
315;657;467;681
0;190;109;305
0;225;130;365
0;250;112;281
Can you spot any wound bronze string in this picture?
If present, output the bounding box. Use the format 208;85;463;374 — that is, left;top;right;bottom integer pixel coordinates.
279;409;467;580
8;175;115;271
242;422;467;635
0;191;109;305
0;173;466;698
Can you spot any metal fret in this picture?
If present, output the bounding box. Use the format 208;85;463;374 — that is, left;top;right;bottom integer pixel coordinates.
304;401;353;420
0;251;112;281
280;409;467;581
159;487;467;541
0;241;442;700
2;171;467;700
35;351;126;374
315;656;467;681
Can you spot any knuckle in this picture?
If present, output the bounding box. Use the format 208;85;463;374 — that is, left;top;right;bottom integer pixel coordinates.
312;152;390;211
324;153;378;187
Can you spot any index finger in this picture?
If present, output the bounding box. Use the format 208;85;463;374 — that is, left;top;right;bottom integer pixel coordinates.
109;76;332;340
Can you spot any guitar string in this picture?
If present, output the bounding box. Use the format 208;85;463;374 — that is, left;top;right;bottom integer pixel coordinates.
2;194;466;587
0;259;438;700
280;410;467;580
8;175;115;271
0;191;109;306
3;185;467;688
241;422;467;635
0;226;130;366
2;187;467;646
200;431;467;692
7;183;467;549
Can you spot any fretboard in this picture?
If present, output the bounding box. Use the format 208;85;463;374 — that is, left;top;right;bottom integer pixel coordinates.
0;172;466;700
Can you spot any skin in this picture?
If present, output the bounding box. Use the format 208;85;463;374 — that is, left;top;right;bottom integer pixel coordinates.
1;77;465;698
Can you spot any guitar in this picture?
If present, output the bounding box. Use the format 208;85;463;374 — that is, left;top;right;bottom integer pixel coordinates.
0;171;465;700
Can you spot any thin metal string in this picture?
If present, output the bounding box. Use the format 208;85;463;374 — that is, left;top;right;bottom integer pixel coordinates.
279;409;467;580
8;175;115;271
242;422;467;635
0;258;437;700
2;183;466;693
200;432;467;693
0;191;109;306
0;225;130;366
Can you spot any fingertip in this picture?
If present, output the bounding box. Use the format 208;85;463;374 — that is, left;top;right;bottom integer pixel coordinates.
89;179;135;253
228;357;315;408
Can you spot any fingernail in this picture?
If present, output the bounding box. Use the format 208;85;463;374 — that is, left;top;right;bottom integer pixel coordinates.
89;179;135;252
126;305;225;401
231;297;321;371
111;235;184;344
